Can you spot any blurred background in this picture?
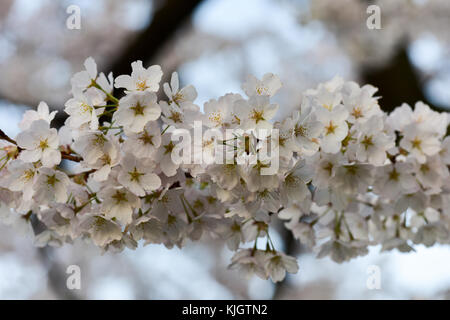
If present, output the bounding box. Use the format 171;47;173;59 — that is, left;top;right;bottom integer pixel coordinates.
1;0;450;299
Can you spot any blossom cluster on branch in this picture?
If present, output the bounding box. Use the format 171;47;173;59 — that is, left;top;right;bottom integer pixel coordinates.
1;57;450;283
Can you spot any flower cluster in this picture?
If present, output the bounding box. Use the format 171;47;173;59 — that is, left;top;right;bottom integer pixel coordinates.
1;57;450;282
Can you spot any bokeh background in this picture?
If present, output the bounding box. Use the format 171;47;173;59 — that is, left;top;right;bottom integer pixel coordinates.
1;0;450;299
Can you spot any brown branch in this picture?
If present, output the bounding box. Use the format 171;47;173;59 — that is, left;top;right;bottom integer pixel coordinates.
0;129;18;145
61;153;83;162
272;227;297;300
361;44;446;113
108;0;204;78
1;129;83;163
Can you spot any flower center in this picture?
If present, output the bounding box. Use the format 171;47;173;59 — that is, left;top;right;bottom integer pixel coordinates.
279;135;288;147
285;173;300;187
81;102;92;113
412;137;422;150
389;168;400;181
193;199;204;210
420;164;430;173
139;131;154;145
23;169;35;181
100;154;112;165
169;110;182;123
256;86;268;95
173;92;184;104
94;216;107;230
294;124;307;137
325;121;338;135
112;190;128;204
136;80;147;91
209;112;222;126
39;139;49;150
47;174;59;187
164;141;175;154
93;134;106;147
250;109;265;123
128;167;144;182
254;160;269;173
323;162;334;175
361;135;374;150
131;102;145;116
351;107;363;119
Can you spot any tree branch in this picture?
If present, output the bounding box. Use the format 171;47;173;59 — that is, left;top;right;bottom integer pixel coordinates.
272;227;297;300
0;129;18;145
361;44;445;113
108;0;204;78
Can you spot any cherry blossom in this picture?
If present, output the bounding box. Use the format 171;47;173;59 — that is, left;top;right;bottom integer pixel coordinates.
16;120;61;167
114;60;163;93
19;101;57;130
113;92;161;133
2;57;450;283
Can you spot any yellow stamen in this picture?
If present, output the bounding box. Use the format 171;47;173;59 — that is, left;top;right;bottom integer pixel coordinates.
128;167;144;182
47;174;59;187
361;135;374;150
412;137;422;150
325;121;337;135
250;109;265;123
130;102;145;116
139;131;154;145
111;190;127;204
39;139;49;150
136;80;147;91
389;168;399;181
169;111;182;123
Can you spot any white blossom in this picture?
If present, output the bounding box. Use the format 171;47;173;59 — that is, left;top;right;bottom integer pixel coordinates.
70;56;98;92
291;107;323;155
234;95;278;131
33;168;70;204
203;93;242;129
373;162;418;200
79;214;123;247
400;124;441;163
315;105;349;153
242;73;282;97
98;186;140;225
163;72;198;108
113;92;161;133
118;154;161;196
16;120;61;167
19;102;57;130
351;116;393;165
3;57;450;282
264;251;299;282
65;87;106;130
123;121;161;158
6;159;37;200
114;60;163;93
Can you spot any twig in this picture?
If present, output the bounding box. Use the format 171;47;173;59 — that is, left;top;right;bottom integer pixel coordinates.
0;129;18;146
61;153;83;162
